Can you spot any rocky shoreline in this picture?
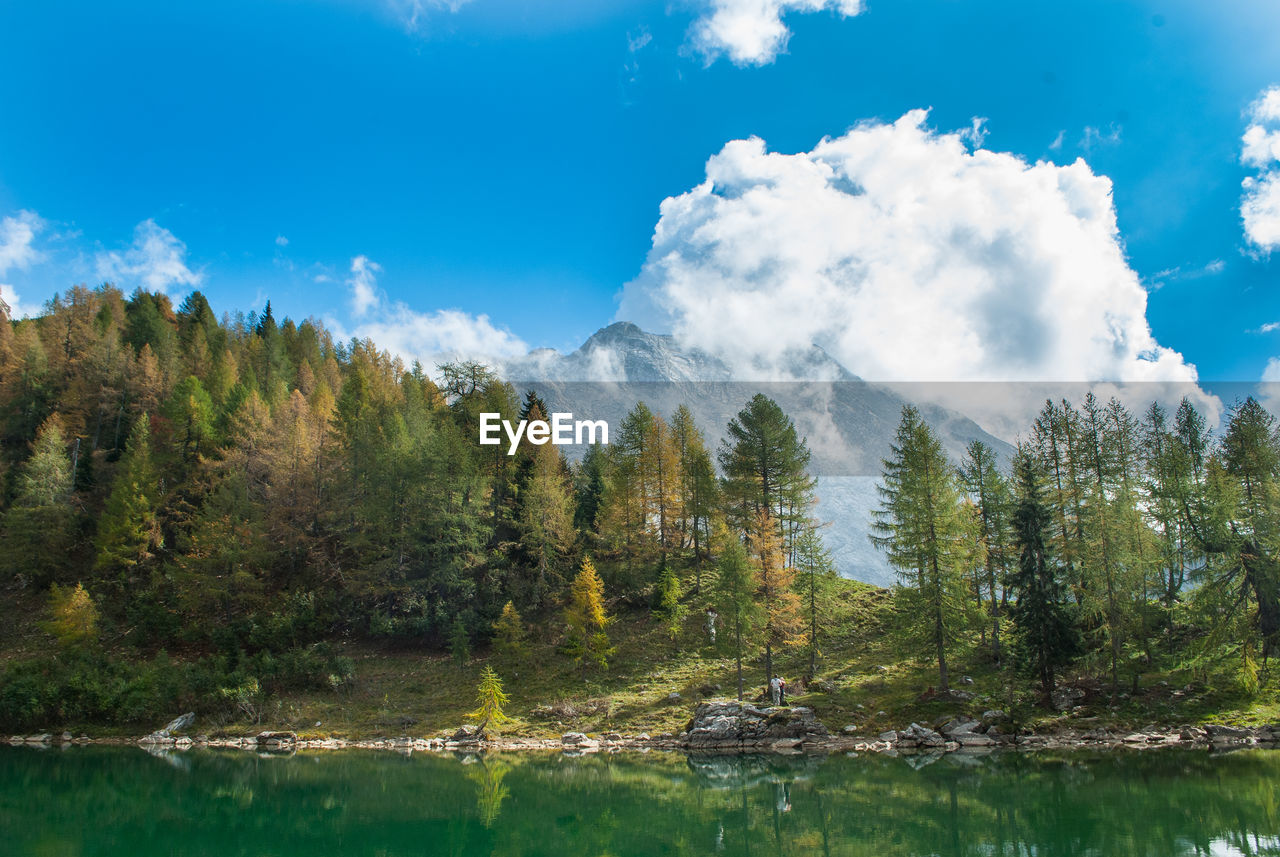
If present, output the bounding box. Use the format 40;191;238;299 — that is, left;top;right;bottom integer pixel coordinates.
9;700;1280;756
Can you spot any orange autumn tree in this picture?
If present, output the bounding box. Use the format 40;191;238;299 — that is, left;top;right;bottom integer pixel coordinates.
565;556;612;669
749;509;802;690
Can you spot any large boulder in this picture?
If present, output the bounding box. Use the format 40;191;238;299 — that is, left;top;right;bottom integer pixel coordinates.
904;723;945;748
449;725;483;744
684;701;829;750
140;712;196;745
161;713;196;736
1051;687;1085;712
1205;724;1251;740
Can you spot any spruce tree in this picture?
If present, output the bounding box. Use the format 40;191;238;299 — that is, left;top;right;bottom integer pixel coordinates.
517;434;576;607
719;394;816;562
1008;449;1080;703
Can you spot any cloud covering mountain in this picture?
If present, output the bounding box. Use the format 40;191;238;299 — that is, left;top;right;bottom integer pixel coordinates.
617;110;1199;391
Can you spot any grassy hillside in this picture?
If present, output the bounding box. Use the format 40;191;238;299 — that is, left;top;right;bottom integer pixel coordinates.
5;576;1279;739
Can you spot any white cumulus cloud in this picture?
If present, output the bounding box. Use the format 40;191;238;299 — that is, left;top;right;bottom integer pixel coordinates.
1242;85;1280;252
0;209;44;319
616;110;1213;434
333;255;528;368
96;219;203;295
690;0;864;66
0;210;44;275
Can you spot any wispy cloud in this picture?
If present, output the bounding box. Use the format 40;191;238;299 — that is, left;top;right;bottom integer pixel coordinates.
1080;123;1122;152
385;0;472;33
1148;258;1226;291
628;28;652;53
689;0;865;67
621;26;654;106
347;254;382;317
334;255;527;367
959;117;989;149
95;219;203;295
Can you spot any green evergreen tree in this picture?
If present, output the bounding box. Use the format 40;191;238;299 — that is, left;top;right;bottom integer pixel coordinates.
1;414;75;586
95;413;161;579
565;557;612;669
795;526;836;682
714;526;765;701
872;406;976;693
1189;397;1280;685
655;562;685;639
958;439;1014;662
470;665;510;732
1008;449;1081;703
719;394;816;562
491;601;526;659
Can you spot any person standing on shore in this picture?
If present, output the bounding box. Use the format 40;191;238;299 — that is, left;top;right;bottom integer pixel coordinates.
769;676;781;706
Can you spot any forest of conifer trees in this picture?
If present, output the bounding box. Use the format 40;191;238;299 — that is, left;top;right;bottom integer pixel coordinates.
0;286;826;728
2;284;1279;731
873;393;1280;706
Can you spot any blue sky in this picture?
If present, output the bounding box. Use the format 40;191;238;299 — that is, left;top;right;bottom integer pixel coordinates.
1;0;1279;383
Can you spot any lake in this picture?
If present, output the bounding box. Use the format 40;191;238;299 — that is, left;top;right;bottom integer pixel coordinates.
1;745;1277;856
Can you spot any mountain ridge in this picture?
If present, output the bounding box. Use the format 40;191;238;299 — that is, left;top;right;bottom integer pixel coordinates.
502;321;1014;586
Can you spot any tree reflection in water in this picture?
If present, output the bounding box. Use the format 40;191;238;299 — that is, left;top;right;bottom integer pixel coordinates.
2;746;1280;856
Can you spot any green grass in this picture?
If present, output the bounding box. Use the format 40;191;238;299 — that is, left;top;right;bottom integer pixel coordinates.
5;575;1280;738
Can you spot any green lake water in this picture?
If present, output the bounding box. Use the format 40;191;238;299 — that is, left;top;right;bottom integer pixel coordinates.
2;745;1278;856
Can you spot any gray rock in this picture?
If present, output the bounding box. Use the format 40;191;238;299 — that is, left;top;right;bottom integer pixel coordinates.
683;701;829;749
953;732;993;747
1051;687;1085;712
1205;724;1250;740
939;716;980;736
666;692;683;703
451;725;482;742
906;723;945;747
160;713;196;737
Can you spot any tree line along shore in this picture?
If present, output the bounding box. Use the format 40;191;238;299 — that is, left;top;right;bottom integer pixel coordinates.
1;285;1279;738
